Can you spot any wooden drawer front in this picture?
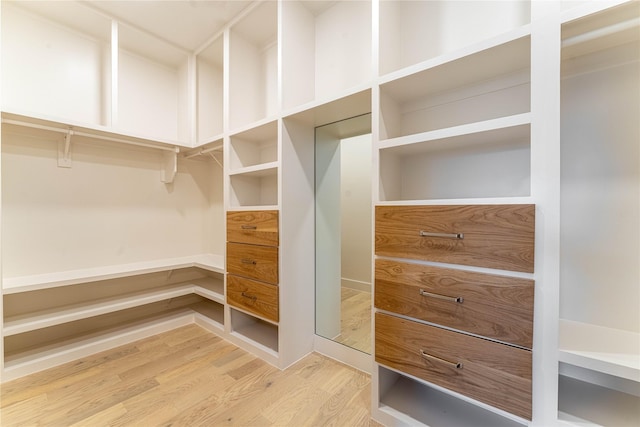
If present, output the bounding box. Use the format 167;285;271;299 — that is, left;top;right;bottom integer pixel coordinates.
227;210;279;246
375;312;532;420
227;242;278;285
375;204;535;273
375;259;534;348
227;275;279;323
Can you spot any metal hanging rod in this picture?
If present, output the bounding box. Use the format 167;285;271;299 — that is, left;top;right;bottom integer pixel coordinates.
183;143;223;159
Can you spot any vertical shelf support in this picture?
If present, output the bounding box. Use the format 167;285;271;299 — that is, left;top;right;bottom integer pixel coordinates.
57;129;73;168
161;148;179;184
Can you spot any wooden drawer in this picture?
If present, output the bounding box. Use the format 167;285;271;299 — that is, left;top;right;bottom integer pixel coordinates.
227;210;278;246
227;242;278;285
375;312;532;420
375;204;535;273
227;274;279;323
375;259;534;348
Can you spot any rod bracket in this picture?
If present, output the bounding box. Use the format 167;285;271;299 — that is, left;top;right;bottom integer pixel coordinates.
57;129;73;168
161;147;179;184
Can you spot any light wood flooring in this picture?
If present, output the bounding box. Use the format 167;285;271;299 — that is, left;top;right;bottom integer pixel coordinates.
335;288;372;354
1;324;379;427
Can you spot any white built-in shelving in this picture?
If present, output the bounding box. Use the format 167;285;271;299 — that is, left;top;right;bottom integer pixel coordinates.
557;2;640;425
1;1;639;426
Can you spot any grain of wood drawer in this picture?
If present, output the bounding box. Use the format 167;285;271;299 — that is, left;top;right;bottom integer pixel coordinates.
375;204;535;273
227;242;278;285
375;259;534;348
375;312;532;420
227;274;279;323
227;210;279;246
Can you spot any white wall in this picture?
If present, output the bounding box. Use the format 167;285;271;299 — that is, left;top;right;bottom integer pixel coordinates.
340;133;372;290
1;129;223;278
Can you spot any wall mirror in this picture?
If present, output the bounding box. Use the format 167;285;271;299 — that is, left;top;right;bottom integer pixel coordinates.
315;113;372;354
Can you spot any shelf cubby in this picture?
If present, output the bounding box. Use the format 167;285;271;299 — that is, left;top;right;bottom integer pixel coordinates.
228;1;278;131
281;0;372;110
228;166;279;209
378;34;530;140
196;35;224;144
230;308;278;355
377;366;526;427
229;120;278;171
378;0;531;76
116;22;190;144
558;364;640;427
1;1;112;127
378;120;531;202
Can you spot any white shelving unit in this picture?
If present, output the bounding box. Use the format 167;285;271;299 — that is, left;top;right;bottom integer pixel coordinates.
557;2;640;425
1;256;224;381
1;2;638;426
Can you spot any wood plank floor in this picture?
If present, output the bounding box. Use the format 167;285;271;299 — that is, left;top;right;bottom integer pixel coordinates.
1;325;380;426
335;288;372;354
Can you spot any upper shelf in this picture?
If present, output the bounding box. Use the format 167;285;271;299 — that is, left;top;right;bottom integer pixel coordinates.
2;254;224;295
559;319;640;382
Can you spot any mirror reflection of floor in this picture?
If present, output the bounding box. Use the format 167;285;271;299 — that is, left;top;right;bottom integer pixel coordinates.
335;287;372;354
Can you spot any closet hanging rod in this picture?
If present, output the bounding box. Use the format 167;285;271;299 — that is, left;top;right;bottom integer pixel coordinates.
2;118;179;153
183;143;223;159
562;17;640;48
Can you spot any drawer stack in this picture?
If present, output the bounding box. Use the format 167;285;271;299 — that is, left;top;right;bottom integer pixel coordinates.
226;210;279;323
374;204;535;420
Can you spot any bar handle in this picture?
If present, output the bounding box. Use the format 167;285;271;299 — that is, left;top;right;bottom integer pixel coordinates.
419;289;463;304
241;258;257;265
420;230;464;239
241;225;257;230
420;350;463;369
241;292;257;301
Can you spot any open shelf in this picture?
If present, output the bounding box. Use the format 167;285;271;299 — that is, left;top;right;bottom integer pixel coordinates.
228;1;278;131
2;254;224;294
378;33;530;140
378;0;531;76
378;120;530;201
229;120;278;171
281;0;372;110
230;308;278;356
559;319;640;382
197;35;224;145
116;22;190;144
2;306;197;382
1;1;112;128
228;166;278;208
377;366;526;427
558;368;640;427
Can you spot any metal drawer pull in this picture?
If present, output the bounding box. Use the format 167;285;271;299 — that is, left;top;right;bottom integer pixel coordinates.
419;231;464;239
241;258;257;265
241;292;257;301
420;350;463;369
241;225;257;230
419;289;463;303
